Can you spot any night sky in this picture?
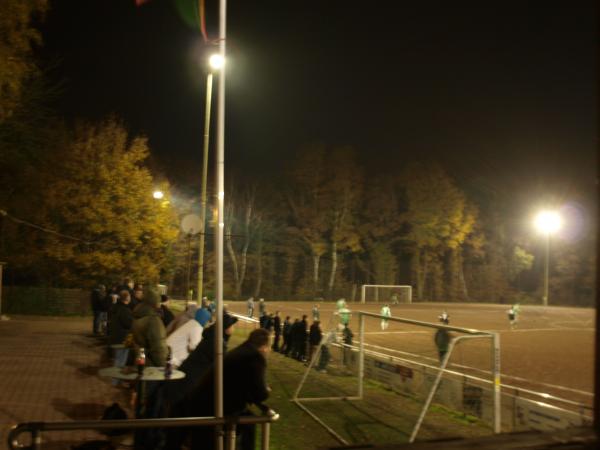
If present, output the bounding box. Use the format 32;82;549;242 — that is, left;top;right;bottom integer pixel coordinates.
39;1;597;204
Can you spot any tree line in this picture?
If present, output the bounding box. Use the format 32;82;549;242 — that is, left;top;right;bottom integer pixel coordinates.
0;1;594;306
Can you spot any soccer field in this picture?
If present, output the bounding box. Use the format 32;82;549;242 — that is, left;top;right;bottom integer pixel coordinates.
225;300;595;408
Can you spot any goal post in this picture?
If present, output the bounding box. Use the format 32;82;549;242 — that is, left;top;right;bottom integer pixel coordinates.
356;311;501;440
293;309;501;444
360;284;412;304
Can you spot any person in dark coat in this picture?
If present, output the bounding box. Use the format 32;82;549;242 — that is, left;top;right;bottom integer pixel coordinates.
342;324;354;366
289;318;304;360
296;315;309;361
308;321;322;364
263;313;274;332
272;311;282;351
108;291;133;346
165;314;239;408
159;294;175;328
434;329;451;363
91;284;108;335
167;328;271;450
280;316;292;355
130;285;143;311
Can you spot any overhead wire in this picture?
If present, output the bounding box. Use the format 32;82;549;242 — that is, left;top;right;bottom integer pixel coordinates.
0;208;92;245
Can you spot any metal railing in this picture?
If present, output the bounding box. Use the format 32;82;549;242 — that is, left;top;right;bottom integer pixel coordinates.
8;412;279;450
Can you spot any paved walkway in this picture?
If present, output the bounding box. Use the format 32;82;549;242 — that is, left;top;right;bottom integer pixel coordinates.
0;316;132;449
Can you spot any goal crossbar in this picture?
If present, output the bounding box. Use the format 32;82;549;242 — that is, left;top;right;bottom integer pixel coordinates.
360;284;412;304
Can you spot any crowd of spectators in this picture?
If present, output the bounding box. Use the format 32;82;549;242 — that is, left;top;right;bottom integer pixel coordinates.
255;300;354;373
90;279;274;450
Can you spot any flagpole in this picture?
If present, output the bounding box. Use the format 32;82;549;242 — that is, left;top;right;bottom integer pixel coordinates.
214;0;226;449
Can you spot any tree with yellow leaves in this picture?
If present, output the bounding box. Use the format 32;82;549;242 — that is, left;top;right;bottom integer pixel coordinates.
28;117;179;286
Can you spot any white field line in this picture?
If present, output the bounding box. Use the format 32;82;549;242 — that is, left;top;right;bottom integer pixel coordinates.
364;331;430;335
360;341;594;398
490;327;595;333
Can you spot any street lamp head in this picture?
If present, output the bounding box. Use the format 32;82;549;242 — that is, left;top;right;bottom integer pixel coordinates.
153;190;164;200
534;210;562;234
209;54;224;70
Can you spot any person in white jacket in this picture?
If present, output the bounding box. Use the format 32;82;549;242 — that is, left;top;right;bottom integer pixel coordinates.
166;319;203;368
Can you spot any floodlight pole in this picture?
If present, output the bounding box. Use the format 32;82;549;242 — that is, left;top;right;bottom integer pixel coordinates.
542;233;550;307
197;71;213;302
0;262;5;319
214;0;226;449
185;233;193;301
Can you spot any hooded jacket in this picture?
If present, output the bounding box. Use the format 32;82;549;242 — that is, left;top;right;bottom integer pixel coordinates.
166;314;238;408
132;299;168;367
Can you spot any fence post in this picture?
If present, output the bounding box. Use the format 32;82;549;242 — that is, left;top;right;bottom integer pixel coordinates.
358;313;365;399
32;428;42;450
226;424;236;450
261;422;270;450
492;332;501;433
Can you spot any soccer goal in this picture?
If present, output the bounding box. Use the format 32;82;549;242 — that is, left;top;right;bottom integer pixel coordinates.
293;309;500;444
360;284;412;304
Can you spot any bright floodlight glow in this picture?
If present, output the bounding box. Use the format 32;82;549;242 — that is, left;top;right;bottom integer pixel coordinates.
153;190;164;200
209;54;224;70
534;210;562;234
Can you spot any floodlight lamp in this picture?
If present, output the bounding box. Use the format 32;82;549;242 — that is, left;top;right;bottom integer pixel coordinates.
153;190;164;200
209;54;224;70
534;210;561;234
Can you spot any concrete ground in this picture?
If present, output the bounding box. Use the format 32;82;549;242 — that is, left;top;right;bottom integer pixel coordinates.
0;315;132;450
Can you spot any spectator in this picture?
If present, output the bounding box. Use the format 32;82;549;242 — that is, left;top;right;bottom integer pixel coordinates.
166;315;203;368
91;284;108;335
207;298;216;319
246;297;255;318
131;288;168;367
166;303;198;335
434;329;451;363
108;291;134;378
263;313;274;332
130;285;144;311
194;300;212;327
317;330;336;373
159;295;175;328
166;314;238;408
119;277;135;297
290;316;308;361
308;320;322;364
342;324;354;366
108;290;134;346
108;285;120;305
170;328;271;450
272;311;282;352
281;316;292;355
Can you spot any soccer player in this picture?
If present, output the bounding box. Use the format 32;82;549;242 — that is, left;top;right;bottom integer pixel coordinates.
312;304;320;321
507;305;518;329
380;304;391;330
438;310;449;325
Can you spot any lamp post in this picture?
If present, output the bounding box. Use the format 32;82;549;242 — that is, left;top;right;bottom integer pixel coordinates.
152;190;164;200
534;210;562;306
197;54;224;303
213;2;227;447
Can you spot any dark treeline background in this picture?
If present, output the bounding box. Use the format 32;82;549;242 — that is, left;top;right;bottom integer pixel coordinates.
0;1;595;306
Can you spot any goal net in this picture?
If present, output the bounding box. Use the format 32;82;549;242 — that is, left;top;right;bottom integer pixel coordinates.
293;308;500;445
360;284;412;304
